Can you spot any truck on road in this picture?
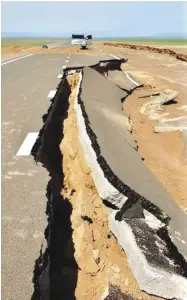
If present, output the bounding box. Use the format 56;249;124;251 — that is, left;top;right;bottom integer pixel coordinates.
71;34;92;49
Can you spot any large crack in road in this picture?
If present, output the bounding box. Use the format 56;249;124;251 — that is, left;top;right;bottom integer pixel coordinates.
30;58;187;300
31;75;78;300
30;59;130;300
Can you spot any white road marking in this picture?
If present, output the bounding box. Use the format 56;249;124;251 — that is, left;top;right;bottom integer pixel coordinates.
62;65;67;69
4;175;12;179
3;122;14;125
7;169;37;176
16;132;39;156
57;74;63;79
47;90;57;98
65;60;69;63
1;54;33;66
48;42;63;49
109;54;120;60
124;72;139;86
67;56;70;59
1;41;68;66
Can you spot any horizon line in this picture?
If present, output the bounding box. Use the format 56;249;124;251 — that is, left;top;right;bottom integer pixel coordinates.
2;35;187;39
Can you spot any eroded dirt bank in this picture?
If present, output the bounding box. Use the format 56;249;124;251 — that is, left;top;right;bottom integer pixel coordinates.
104;42;187;62
101;42;187;212
1;45;100;56
58;73;163;300
30;61;186;299
122;77;187;212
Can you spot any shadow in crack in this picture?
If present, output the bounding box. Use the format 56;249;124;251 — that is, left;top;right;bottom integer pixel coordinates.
31;75;78;300
162;99;178;105
104;284;136;300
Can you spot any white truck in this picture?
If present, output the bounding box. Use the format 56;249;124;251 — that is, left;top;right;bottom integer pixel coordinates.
71;34;92;49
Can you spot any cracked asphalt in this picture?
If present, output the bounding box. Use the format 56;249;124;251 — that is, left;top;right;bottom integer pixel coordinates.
1;42;115;300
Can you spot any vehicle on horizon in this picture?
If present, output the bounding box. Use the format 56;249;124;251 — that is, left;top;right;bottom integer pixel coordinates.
71;34;92;49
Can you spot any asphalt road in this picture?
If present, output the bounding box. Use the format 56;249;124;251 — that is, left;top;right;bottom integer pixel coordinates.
53;40;71;50
81;67;187;261
1;41;71;64
2;41;187;300
1;45;116;300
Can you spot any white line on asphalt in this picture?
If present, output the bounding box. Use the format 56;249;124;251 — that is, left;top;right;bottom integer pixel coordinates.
1;41;68;66
48;90;57;98
57;74;63;79
109;54;120;60
1;54;33;66
65;60;69;63
16;133;39;156
62;66;66;69
48;42;64;49
124;72;139;86
67;56;70;59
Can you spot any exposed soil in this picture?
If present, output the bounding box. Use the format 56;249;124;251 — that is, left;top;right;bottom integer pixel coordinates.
60;46;101;55
1;47;26;55
99;42;187;214
103;42;187;62
122;81;187;213
59;73;163;300
1;45;100;56
1;48;66;55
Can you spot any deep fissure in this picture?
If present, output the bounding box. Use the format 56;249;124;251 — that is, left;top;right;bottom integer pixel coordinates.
31;74;78;300
30;59;187;300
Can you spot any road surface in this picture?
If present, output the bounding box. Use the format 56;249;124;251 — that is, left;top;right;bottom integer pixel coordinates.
1;43;119;300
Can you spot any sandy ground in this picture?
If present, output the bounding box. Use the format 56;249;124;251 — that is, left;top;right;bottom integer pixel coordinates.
59;46;101;56
26;45;102;56
100;42;187;212
123;85;187;212
1;41;64;62
156;45;187;54
1;44;101;58
102;43;187;87
1;47;29;62
102;42;187;60
59;74;163;300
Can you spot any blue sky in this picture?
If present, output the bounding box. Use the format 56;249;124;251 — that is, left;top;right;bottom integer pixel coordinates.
1;1;187;37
